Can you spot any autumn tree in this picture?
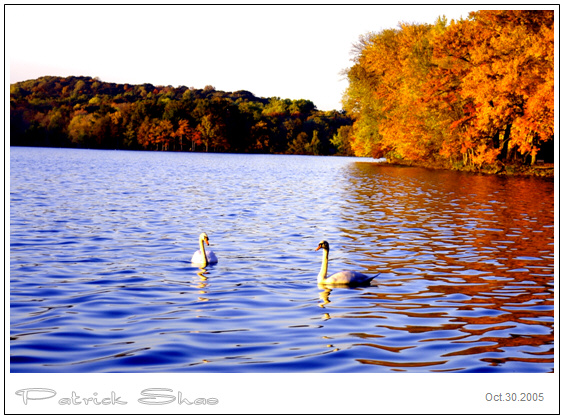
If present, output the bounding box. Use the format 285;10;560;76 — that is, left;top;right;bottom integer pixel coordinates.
68;110;96;145
429;10;554;167
137;117;156;149
287;132;310;154
197;114;228;152
472;10;552;165
342;30;395;158
174;119;190;151
155;119;174;151
250;120;270;152
343;11;554;169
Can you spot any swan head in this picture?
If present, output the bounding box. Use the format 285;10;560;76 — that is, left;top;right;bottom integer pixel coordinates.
199;232;210;246
315;240;329;252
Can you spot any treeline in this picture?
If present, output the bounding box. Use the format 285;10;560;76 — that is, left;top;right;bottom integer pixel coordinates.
10;10;555;173
10;76;353;155
342;10;554;171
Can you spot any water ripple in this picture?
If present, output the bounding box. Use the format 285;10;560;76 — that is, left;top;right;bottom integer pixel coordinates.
10;148;554;372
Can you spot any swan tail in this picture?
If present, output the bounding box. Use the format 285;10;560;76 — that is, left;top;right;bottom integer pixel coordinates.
367;273;381;282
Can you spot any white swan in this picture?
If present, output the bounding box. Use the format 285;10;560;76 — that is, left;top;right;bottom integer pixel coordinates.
191;233;218;266
315;240;378;286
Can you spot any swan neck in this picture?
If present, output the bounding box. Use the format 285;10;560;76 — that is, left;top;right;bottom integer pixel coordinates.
199;237;208;266
318;248;329;281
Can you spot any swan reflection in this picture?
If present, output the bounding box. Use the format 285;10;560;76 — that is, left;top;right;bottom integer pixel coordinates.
318;283;372;308
195;267;210;289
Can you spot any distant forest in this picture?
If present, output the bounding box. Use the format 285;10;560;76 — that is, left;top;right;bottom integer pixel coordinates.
10;10;554;174
10;77;352;155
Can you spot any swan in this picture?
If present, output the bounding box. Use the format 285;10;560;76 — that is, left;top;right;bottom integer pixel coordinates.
191;233;218;266
315;240;378;286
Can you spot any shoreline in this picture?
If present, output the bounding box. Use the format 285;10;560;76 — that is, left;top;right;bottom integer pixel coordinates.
370;158;555;179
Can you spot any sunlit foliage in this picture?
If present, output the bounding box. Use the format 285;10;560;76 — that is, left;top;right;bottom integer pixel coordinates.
343;10;554;169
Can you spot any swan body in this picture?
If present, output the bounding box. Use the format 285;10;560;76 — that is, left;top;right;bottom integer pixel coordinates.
315;240;377;286
191;233;218;266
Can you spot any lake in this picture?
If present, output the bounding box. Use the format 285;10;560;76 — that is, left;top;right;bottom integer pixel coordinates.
9;147;554;373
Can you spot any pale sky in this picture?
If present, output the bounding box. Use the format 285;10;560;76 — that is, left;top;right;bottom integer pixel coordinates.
6;4;480;111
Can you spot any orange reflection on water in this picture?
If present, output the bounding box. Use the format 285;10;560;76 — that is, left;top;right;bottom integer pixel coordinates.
322;163;554;372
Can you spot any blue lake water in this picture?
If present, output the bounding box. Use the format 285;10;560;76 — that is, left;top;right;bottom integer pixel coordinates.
9;147;554;372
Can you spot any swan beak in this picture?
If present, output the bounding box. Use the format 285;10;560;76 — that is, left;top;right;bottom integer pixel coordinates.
314;245;321;251
205;239;210;246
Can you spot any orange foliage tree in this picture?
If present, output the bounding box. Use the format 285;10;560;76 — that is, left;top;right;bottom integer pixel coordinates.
343;10;554;169
431;10;554;167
